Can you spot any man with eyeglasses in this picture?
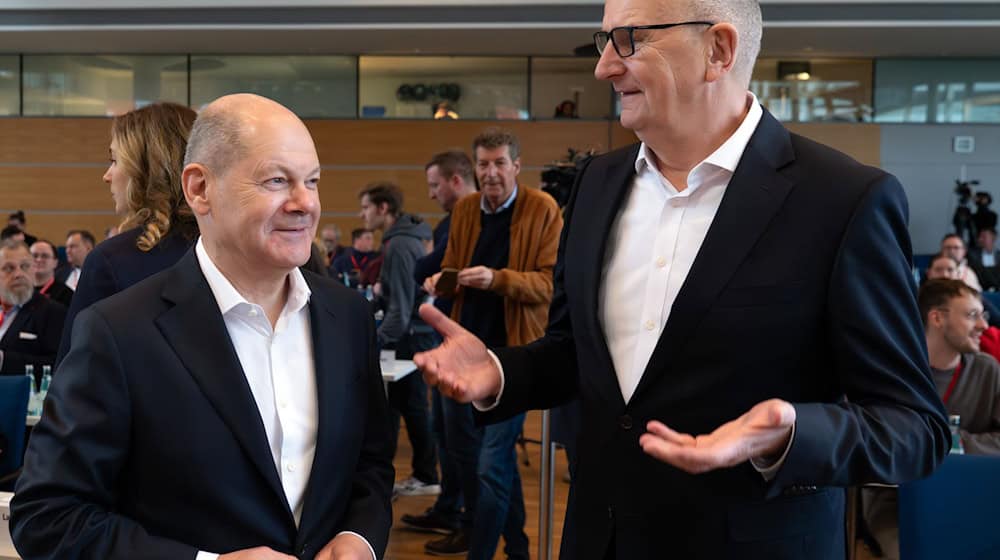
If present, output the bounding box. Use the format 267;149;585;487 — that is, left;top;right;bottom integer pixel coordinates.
415;1;948;558
0;240;66;377
864;278;1000;559
30;240;73;308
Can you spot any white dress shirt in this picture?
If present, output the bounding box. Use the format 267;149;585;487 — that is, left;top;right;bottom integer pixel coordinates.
600;95;762;403
483;94;790;476
64;267;81;290
193;239;373;560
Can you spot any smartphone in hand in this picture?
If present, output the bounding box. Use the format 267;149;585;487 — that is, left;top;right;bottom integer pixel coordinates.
436;268;459;295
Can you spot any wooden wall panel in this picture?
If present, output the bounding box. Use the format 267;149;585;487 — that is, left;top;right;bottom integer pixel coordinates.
25;214;120;247
610;123;638;150
306;120;610;167
0;167;111;211
0;117;882;251
0;119;111;163
786;123;881;167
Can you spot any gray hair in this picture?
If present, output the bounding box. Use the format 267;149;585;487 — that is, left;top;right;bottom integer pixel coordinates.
686;0;762;86
182;107;248;176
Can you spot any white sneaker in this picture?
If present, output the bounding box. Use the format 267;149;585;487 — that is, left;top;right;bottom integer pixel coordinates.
393;477;442;497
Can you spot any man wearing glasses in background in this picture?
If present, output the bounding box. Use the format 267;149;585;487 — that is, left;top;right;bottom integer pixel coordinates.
415;1;949;558
864;278;1000;559
0;240;66;377
30;240;74;308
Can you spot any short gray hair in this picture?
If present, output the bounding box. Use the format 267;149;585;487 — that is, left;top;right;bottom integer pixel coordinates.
686;0;762;86
183;107;248;176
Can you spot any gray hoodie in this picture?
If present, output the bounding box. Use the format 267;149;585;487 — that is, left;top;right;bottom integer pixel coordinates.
377;213;432;345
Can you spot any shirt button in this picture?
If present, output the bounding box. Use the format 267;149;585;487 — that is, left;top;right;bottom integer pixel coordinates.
644;320;656;331
655;257;666;268
286;463;295;473
279;400;288;409
248;308;259;317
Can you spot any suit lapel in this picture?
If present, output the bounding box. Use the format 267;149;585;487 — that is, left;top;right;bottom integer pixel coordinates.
1;297;34;347
580;145;639;411
631;112;796;403
154;251;292;522
296;278;347;534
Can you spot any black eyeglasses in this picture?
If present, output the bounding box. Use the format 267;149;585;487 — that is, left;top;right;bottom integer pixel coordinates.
594;22;715;58
936;307;990;323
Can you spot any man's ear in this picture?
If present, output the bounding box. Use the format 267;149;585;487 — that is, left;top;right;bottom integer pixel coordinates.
705;23;739;83
182;163;211;217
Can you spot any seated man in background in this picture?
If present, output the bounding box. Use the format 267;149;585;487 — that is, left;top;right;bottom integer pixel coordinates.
970;227;1000;291
941;233;982;292
55;229;95;291
30;240;73;308
332;228;376;288
0;240;66;378
11;93;393;560
865;278;1000;559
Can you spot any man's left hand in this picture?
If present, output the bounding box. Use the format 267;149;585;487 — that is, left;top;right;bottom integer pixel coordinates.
314;533;372;560
458;266;495;290
639;399;795;474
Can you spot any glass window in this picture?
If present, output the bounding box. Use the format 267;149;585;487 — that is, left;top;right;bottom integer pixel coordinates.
22;55;187;116
359;56;528;119
751;59;873;123
190;55;356;118
875;59;1000;123
0;56;19;116
531;57;611;119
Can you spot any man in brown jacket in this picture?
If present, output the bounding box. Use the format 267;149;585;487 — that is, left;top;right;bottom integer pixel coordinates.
423;128;563;558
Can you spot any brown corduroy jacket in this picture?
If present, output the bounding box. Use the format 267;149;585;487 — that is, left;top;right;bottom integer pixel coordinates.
440;186;563;347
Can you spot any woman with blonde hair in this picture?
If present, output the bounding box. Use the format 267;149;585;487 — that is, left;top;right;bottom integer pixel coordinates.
57;102;198;363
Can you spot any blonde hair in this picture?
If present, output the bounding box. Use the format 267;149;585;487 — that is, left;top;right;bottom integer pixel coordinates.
113;102;199;252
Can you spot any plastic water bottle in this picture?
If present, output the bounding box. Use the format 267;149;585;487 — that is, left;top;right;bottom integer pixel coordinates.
25;364;38;415
39;366;53;409
949;415;965;454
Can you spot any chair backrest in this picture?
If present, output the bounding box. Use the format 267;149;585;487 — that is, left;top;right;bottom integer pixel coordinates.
898;454;1000;560
0;376;30;478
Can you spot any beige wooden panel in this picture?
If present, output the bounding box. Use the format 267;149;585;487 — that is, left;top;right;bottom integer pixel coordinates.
320;169;439;215
785;123;881;167
0;119;111;163
610;122;638;150
23;213;120;248
0;166;112;211
306;120;610;167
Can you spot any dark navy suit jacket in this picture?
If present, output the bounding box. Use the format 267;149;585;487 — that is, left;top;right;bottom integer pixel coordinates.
487;110;950;560
12;250;394;559
56;226;193;364
0;293;65;377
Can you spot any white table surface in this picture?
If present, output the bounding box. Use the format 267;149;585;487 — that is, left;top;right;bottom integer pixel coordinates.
381;359;417;382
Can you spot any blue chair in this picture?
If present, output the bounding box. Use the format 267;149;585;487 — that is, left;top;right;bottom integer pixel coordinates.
982;291;1000;312
898;454;1000;560
0;376;30;491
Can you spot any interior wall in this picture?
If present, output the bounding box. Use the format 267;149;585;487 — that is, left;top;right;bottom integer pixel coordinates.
880;123;1000;255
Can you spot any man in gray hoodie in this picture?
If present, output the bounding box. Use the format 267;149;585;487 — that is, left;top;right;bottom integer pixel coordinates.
359;181;440;498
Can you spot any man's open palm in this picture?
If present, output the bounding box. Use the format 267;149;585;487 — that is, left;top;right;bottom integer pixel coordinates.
414;304;501;403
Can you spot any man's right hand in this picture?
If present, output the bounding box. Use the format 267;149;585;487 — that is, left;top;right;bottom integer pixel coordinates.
423;272;442;296
218;547;297;559
414;304;501;403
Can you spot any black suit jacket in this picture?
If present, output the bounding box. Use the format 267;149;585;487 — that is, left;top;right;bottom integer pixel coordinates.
489;111;950;559
0;292;66;377
11;250;394;559
34;279;73;309
56;226;193;364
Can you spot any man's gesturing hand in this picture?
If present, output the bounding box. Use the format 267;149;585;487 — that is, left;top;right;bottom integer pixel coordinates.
414;304;501;403
639;399;796;474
